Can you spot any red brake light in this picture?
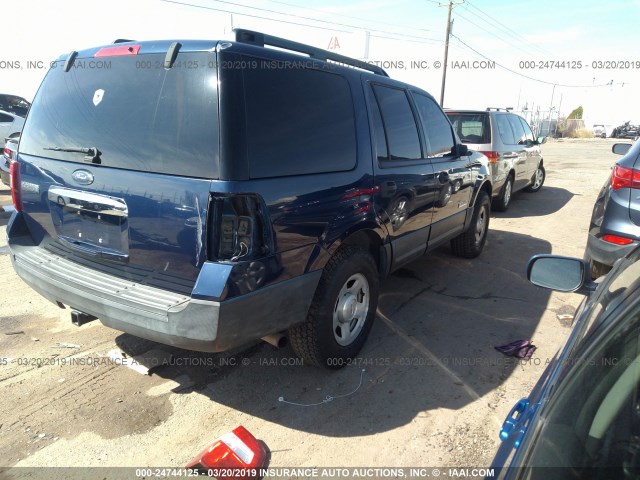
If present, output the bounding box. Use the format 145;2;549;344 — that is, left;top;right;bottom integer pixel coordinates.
612;165;640;190
3;147;12;160
186;426;267;478
10;161;22;212
480;151;500;163
602;234;634;245
94;45;140;57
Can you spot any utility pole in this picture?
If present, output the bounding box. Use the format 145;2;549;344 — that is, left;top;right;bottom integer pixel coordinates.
439;1;463;107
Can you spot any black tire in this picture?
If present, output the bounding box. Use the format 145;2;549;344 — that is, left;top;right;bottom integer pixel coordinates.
451;190;490;258
288;246;379;368
525;164;545;193
492;175;513;212
590;258;611;280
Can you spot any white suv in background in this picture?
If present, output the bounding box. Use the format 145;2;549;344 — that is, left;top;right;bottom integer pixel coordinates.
446;108;547;211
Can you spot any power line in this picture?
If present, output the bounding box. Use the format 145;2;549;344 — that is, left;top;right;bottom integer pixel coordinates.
451;33;614;88
464;1;554;57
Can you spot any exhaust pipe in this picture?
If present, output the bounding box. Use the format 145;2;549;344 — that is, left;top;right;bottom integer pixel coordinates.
261;333;287;349
71;310;97;327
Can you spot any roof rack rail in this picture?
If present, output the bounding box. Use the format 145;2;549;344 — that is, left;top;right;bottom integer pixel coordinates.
233;28;388;77
486;107;513;112
113;39;136;43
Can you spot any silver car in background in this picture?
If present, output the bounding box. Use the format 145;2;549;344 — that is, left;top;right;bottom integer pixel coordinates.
446;108;547;211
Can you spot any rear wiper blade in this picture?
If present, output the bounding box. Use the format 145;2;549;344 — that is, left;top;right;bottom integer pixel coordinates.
43;146;102;164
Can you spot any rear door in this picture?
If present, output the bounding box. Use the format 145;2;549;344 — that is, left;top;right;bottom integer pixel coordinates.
17;46;219;294
367;82;436;270
504;114;529;190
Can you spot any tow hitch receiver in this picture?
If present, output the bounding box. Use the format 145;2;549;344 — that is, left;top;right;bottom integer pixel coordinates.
71;310;97;327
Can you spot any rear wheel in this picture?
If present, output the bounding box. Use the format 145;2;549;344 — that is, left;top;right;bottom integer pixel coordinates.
525;164;545;193
451;190;490;258
492;175;513;212
289;246;379;368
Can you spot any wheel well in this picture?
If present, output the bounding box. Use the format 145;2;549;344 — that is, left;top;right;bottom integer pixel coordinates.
341;230;382;273
481;181;492;200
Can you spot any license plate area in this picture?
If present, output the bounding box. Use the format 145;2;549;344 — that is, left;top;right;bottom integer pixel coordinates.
48;186;129;261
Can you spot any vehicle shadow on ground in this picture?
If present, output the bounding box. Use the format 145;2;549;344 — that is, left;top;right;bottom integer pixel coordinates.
116;228;552;438
495;186;573;218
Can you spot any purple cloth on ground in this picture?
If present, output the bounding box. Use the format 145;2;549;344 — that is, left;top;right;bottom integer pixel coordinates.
495;339;537;359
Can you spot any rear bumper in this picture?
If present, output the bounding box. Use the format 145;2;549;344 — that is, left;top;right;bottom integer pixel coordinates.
8;213;320;352
586;232;639;267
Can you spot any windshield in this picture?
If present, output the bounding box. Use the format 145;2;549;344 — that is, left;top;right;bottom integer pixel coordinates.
19;52;219;178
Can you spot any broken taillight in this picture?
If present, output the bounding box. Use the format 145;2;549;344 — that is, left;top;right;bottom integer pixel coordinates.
208;195;272;261
186;426;268;479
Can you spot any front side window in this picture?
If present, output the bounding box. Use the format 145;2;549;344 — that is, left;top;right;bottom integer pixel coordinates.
507;114;527;145
371;84;421;161
0;113;13;123
412;93;455;158
519;117;535;143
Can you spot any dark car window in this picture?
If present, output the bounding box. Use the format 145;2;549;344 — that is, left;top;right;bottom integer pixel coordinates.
0;113;14;123
412;93;455;158
368;90;389;162
507;114;527;145
0;94;30;117
494;114;516;145
244;63;357;178
19;53;219;179
518;117;535;143
371;84;421;161
445;112;490;144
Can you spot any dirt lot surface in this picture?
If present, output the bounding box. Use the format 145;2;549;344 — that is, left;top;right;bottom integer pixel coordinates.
0;138;624;476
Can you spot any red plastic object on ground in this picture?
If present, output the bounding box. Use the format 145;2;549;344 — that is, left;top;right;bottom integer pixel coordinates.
186;426;268;479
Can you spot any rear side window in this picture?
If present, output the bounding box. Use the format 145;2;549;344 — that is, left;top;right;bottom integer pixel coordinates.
506;114;527;145
412;93;455;158
494;114;516;145
446;112;490;144
519;116;535;142
371;84;421;161
243;64;356;178
0;113;13;123
19;52;219;178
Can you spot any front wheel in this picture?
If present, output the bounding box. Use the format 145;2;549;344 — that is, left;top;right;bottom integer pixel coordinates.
525;164;545;193
451;190;490;258
288;246;379;368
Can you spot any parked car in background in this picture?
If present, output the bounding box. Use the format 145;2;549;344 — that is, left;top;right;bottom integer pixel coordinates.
491;246;640;478
0;110;25;142
1;137;18;186
446;108;546;211
7;29;493;369
593;124;607;138
0;93;30;118
586;140;640;279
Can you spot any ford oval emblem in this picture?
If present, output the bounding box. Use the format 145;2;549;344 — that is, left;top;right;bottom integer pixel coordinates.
72;169;94;185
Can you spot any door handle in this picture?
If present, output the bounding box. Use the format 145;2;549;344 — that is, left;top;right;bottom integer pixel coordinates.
500;397;529;441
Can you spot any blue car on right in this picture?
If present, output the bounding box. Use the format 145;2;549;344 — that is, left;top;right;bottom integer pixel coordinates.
492;246;640;478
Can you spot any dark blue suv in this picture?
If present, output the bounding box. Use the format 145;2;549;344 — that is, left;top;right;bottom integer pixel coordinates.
8;30;492;367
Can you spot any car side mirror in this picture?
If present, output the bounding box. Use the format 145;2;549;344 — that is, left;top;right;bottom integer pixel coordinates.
612;143;632;155
536;136;547;145
527;254;597;295
456;143;469;156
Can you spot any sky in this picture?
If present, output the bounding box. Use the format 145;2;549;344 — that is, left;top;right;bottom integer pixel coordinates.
3;0;640;127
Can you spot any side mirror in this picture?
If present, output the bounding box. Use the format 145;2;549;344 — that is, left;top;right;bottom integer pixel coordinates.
527;254;596;295
456;144;469;156
536;136;547;145
612;143;632;156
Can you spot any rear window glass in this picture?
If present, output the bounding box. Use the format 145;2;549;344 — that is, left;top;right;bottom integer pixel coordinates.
19;52;219;178
243;62;356;178
445;113;490;144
